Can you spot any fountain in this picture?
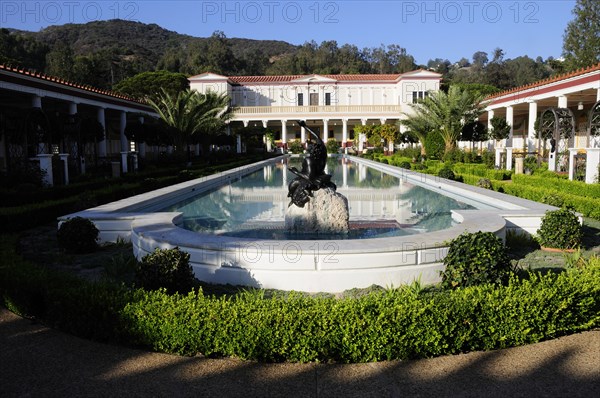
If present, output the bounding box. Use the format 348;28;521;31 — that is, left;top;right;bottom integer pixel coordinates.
285;121;349;235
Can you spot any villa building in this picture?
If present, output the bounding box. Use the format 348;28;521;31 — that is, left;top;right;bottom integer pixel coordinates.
478;63;600;183
188;70;442;148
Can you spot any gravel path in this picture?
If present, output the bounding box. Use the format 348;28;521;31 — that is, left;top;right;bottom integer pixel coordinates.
1;308;598;398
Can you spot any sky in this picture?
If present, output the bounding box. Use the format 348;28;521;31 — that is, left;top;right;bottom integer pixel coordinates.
0;0;577;65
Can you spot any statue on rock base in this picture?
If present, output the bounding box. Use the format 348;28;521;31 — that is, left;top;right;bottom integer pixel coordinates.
285;121;349;234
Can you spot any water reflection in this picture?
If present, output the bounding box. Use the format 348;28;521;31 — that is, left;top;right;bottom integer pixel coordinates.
159;157;473;239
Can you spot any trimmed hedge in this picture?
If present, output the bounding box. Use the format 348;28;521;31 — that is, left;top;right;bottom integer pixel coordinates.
0;155;274;233
1;237;599;363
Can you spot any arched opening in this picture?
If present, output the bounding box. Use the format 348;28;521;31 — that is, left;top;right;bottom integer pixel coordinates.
538;108;575;172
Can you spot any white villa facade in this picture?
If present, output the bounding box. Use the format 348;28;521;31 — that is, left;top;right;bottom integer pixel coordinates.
189;70;442;148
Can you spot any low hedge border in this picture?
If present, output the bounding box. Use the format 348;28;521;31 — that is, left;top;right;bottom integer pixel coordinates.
1;237;599;363
0;155;274;233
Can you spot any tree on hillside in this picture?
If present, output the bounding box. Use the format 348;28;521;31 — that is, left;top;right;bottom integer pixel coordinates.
114;71;189;100
563;0;600;70
45;42;75;80
147;89;234;156
403;86;485;154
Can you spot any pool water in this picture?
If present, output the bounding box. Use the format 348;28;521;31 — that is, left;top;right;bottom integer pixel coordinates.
158;157;473;240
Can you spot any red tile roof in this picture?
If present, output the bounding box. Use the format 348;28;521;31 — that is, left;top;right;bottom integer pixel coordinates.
486;62;600;100
228;74;404;83
0;64;147;104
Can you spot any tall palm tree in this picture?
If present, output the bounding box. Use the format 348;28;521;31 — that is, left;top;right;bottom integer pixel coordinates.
147;89;234;155
403;86;484;155
398;115;432;156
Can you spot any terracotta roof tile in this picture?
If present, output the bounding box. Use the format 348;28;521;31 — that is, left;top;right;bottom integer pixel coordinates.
0;63;147;104
486;62;600;100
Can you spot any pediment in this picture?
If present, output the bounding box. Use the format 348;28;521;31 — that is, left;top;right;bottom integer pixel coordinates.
399;69;442;79
291;74;338;83
188;72;230;82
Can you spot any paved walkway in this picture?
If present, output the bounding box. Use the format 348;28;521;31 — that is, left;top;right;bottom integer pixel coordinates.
1;308;598;397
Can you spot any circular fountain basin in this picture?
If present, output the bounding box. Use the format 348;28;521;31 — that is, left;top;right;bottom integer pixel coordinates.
61;155;556;293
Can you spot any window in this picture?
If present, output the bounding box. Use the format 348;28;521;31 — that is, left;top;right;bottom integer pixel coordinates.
297;93;304;106
412;91;429;103
325;93;331;106
310;93;319;106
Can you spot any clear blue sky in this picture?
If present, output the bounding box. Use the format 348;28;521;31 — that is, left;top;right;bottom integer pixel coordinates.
1;0;576;65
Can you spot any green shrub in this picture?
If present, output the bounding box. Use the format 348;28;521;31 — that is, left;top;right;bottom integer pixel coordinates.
424;131;444;159
1;235;600;363
57;217;99;254
287;140;304;154
438;167;456;181
540;193;565;208
398;161;411;169
481;150;495;168
136;247;196;294
412;163;427;170
477;178;493;190
325;138;339;154
441;231;511;289
536;209;582;250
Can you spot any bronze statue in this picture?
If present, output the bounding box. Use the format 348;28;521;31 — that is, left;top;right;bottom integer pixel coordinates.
287;121;336;208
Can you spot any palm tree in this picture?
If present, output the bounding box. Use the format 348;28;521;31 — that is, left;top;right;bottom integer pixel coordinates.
398;115;432;156
403;86;484;155
147;89;234;155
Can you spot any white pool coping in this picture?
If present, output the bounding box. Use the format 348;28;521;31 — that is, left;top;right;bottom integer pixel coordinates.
59;155;557;293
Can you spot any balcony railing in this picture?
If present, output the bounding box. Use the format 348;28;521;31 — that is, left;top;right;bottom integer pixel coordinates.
234;105;403;116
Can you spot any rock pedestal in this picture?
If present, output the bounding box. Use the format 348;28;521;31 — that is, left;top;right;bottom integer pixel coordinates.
285;187;349;234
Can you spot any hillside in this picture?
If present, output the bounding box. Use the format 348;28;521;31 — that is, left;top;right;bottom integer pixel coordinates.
18;20;297;72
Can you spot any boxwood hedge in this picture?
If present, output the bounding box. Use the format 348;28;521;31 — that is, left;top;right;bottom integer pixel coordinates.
1;237;599;363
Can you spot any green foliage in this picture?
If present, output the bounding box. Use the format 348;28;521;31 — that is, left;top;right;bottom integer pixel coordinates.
398;161;412;169
441;232;511;289
404;86;485;154
287;139;304;154
136;247;196;294
438;167;457;181
540;193;565;208
537;209;583;250
489;117;511;141
114;70;189;100
3;238;599;363
325;138;340;154
477;178;493;189
424;131;445;159
57;217;99;254
562;0;600;71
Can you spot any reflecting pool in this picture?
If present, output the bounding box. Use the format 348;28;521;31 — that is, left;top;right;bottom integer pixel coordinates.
157;157;474;239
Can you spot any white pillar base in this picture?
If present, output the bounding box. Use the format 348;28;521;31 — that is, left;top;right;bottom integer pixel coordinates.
585;148;600;184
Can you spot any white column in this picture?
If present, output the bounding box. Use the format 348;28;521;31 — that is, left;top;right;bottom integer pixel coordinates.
281;120;287;144
568;149;578;181
31;94;41;108
558;95;568;109
528;101;537;153
342;119;348;153
323;119;329;141
506;106;514;148
97;107;107;157
236;135;242;153
137;116;146;158
119;111;128;153
37;154;54;186
506;147;513;171
301;126;306;144
597;88;600;102
585;148;600;184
